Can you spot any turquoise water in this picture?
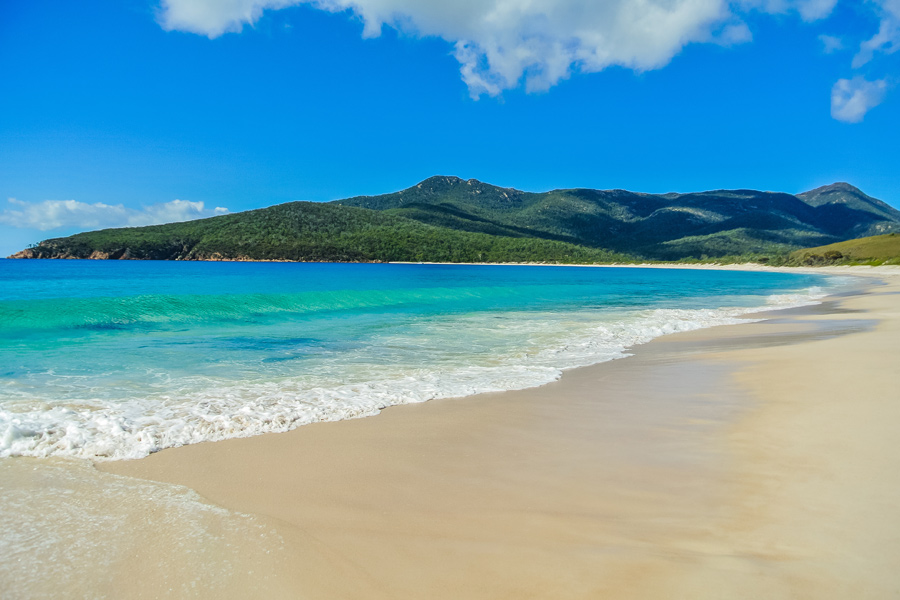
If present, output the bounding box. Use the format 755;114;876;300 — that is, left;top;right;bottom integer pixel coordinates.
0;260;843;460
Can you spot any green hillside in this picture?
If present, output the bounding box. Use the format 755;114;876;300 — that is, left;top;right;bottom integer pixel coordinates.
336;177;900;259
788;233;900;266
13;201;629;264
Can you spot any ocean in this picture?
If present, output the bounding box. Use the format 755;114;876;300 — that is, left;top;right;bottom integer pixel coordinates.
0;260;847;461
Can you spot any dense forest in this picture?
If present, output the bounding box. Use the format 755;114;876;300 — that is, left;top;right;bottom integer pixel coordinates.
14;201;629;264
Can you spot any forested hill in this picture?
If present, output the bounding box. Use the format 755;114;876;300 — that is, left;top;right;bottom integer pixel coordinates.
11;177;900;263
335;177;900;260
10;201;628;264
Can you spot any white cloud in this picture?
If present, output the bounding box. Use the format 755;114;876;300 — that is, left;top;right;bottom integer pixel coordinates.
158;0;898;121
134;199;229;227
159;0;296;37
742;0;837;21
160;0;800;97
794;0;838;20
819;34;843;54
852;0;900;68
820;0;899;123
0;198;229;231
831;76;888;123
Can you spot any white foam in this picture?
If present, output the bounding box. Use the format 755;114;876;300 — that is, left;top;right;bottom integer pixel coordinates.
0;287;829;461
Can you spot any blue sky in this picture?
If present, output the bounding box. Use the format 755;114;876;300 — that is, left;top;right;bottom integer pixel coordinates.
1;0;898;255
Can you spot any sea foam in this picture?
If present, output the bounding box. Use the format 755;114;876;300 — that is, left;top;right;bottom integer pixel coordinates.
0;286;827;461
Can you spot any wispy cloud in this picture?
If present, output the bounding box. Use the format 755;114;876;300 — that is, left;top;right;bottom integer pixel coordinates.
852;0;900;68
831;76;888;123
0;198;229;231
820;0;899;122
743;0;838;21
819;34;843;54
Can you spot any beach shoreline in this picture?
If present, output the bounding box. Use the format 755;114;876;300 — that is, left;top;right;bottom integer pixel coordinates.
88;265;900;598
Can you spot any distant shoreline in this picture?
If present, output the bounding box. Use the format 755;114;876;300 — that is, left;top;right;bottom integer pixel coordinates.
6;253;897;278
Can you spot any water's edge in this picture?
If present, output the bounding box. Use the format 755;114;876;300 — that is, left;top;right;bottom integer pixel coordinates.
0;264;855;462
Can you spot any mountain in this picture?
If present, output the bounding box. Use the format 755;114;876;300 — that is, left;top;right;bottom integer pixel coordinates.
796;182;900;239
10;177;900;263
335;176;900;260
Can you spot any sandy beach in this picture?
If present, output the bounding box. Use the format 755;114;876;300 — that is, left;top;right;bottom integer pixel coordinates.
91;266;900;599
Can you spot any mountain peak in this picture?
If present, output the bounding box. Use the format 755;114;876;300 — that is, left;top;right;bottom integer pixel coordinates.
796;182;900;226
799;182;864;198
416;175;468;188
797;182;877;206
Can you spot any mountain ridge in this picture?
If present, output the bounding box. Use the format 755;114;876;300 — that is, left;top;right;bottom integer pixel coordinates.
334;177;900;259
11;177;900;263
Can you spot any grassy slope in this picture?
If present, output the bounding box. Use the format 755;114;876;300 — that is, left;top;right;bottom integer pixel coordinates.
788;233;900;266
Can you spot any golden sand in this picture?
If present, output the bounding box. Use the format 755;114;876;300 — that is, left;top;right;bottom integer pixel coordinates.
97;267;900;599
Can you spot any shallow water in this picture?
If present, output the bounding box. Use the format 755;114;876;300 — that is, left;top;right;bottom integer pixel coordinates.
0;457;286;599
0;261;847;460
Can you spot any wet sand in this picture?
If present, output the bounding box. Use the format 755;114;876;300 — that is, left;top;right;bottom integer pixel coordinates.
98;267;900;599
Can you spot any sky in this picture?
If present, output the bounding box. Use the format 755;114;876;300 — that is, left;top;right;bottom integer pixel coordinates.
1;0;898;256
